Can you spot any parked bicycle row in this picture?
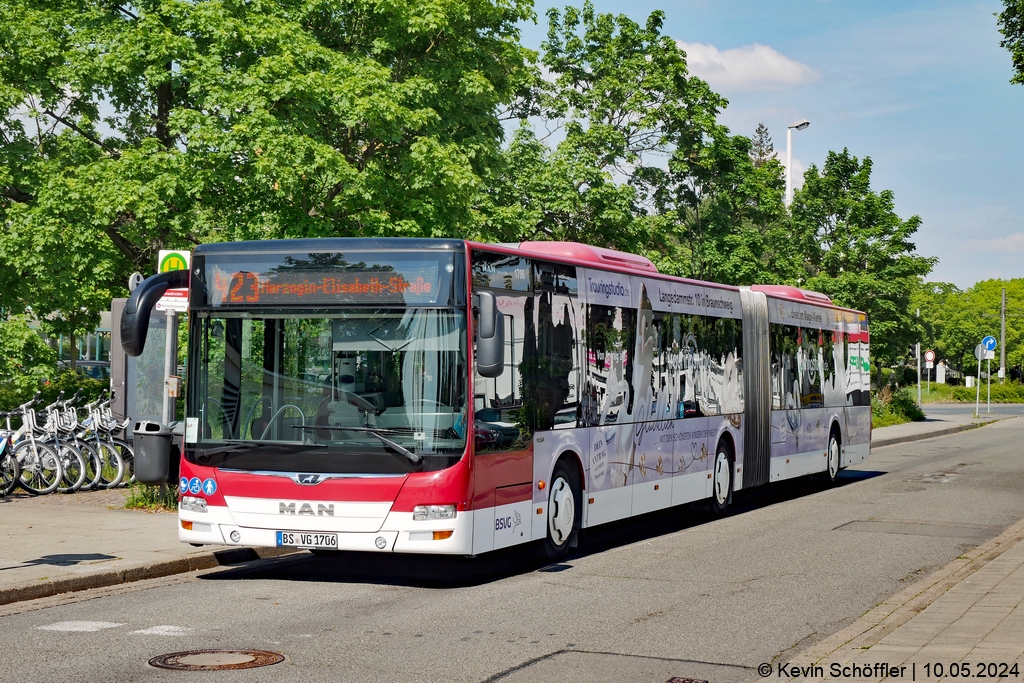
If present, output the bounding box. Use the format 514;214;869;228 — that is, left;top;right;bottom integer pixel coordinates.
0;390;135;496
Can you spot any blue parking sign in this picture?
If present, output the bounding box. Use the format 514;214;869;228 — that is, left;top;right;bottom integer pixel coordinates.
188;477;201;494
202;478;217;496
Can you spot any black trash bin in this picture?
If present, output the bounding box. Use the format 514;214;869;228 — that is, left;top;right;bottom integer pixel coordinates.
133;421;173;485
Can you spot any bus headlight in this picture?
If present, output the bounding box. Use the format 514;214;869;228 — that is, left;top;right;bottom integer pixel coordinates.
412;504;457;521
180;496;208;513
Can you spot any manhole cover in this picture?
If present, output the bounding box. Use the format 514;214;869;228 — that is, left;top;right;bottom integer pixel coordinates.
149;649;285;671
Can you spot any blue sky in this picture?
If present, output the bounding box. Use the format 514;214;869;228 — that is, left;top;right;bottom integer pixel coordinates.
523;1;1024;288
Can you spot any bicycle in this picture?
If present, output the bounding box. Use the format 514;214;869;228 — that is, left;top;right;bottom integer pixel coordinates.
0;409;23;497
38;391;88;493
77;391;126;489
10;394;64;495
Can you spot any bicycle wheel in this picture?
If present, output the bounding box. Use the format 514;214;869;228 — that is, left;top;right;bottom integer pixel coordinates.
110;438;135;486
95;440;125;489
77;440;102;491
54;441;87;493
1;448;20;497
16;441;63;495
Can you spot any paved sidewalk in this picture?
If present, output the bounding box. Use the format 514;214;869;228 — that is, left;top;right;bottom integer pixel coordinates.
0;411;1010;610
784;515;1024;681
0;489;291;606
871;410;1000;448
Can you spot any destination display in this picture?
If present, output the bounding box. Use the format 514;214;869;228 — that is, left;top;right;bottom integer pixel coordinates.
196;252;450;307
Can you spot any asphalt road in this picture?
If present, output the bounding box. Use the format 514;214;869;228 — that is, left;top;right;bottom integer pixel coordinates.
2;418;1022;683
925;402;1024;417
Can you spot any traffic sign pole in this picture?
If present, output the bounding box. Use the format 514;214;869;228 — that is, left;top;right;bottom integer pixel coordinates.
988;357;991;414
924;350;935;397
975;344;982;418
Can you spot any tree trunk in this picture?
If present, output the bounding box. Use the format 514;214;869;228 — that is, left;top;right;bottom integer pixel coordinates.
68;331;77;372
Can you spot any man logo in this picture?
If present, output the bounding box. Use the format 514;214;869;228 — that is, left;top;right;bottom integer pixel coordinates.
296;473;320;485
279;502;335;516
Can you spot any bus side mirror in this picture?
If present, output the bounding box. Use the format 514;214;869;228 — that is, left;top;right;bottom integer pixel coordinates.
474;290;504;378
121;270;189;357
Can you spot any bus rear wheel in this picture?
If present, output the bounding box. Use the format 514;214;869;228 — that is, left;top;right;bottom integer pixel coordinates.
826;429;841;484
710;441;733;516
543;460;581;560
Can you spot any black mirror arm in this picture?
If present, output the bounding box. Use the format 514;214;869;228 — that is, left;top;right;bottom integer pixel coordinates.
120;270;189;357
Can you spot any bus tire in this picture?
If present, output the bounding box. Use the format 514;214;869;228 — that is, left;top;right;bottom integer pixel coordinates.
544;459;581;560
710;439;733;516
826;427;842;484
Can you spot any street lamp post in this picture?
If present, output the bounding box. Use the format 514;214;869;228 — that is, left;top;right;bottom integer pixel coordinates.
786;119;810;206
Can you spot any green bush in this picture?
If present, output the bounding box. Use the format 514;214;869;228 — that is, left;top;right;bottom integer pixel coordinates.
124;483;179;511
949;382;1024;403
872;386;925;428
0;369;107;412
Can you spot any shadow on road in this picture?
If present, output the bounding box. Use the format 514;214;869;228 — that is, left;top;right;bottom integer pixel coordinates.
200;468;886;590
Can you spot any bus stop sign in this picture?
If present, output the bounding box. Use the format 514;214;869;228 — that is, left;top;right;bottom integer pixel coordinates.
157;250;190;312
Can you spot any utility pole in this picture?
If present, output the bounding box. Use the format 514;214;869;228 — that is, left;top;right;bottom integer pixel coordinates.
1001;287;1007;384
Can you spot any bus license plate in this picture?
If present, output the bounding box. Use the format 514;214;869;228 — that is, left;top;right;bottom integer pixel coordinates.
276;532;338;549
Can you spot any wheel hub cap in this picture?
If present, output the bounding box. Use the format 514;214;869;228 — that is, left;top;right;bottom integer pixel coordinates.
714;452;729;505
548;477;575;544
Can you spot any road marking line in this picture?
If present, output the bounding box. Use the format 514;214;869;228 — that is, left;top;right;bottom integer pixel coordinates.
36;621;124;632
133;625;192;636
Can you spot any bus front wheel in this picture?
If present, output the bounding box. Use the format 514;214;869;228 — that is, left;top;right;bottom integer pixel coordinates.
544;460;581;560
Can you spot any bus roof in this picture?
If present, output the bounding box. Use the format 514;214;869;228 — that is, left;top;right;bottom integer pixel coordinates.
193;237;465;255
189;237;863;316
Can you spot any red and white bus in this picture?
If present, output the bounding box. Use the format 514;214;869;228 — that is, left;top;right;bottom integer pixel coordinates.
122;238;870;558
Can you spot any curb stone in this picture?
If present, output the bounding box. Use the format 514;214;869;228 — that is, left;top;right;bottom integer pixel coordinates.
871;417;1004;449
0;547;297;607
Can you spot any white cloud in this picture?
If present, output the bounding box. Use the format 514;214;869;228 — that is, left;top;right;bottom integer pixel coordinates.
963;233;1024;254
677;42;819;93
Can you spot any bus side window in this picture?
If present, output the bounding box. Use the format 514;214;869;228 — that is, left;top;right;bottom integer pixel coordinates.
585;304;635;426
533;261;580;430
706;316;744;414
771;324;801;411
799;327;823;408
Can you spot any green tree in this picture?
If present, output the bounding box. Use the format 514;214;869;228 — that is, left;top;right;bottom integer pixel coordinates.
998;0;1024;85
911;280;961;365
477;2;791;286
1;0;535;310
0;315;55;389
751;123;774;168
931;279;1024;377
791;149;936;366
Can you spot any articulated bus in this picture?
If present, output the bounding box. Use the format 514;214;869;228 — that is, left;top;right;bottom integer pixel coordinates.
121;238;870;558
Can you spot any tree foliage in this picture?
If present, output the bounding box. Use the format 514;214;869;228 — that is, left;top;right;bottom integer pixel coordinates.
477;3;793;286
0;1;938;381
1;0;534;341
790;149;936;365
914;278;1024;376
998;0;1024;85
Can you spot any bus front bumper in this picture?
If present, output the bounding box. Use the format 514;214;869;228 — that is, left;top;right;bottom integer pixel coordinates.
179;506;476;555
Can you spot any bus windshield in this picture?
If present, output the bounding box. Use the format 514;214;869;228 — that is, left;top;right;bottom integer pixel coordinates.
188;308;467;473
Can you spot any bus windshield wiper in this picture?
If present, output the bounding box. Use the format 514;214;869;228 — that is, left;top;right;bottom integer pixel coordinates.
195;439;323;458
294;425;422;464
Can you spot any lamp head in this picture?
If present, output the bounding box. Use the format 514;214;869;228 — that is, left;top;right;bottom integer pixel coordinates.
789;119;811;130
